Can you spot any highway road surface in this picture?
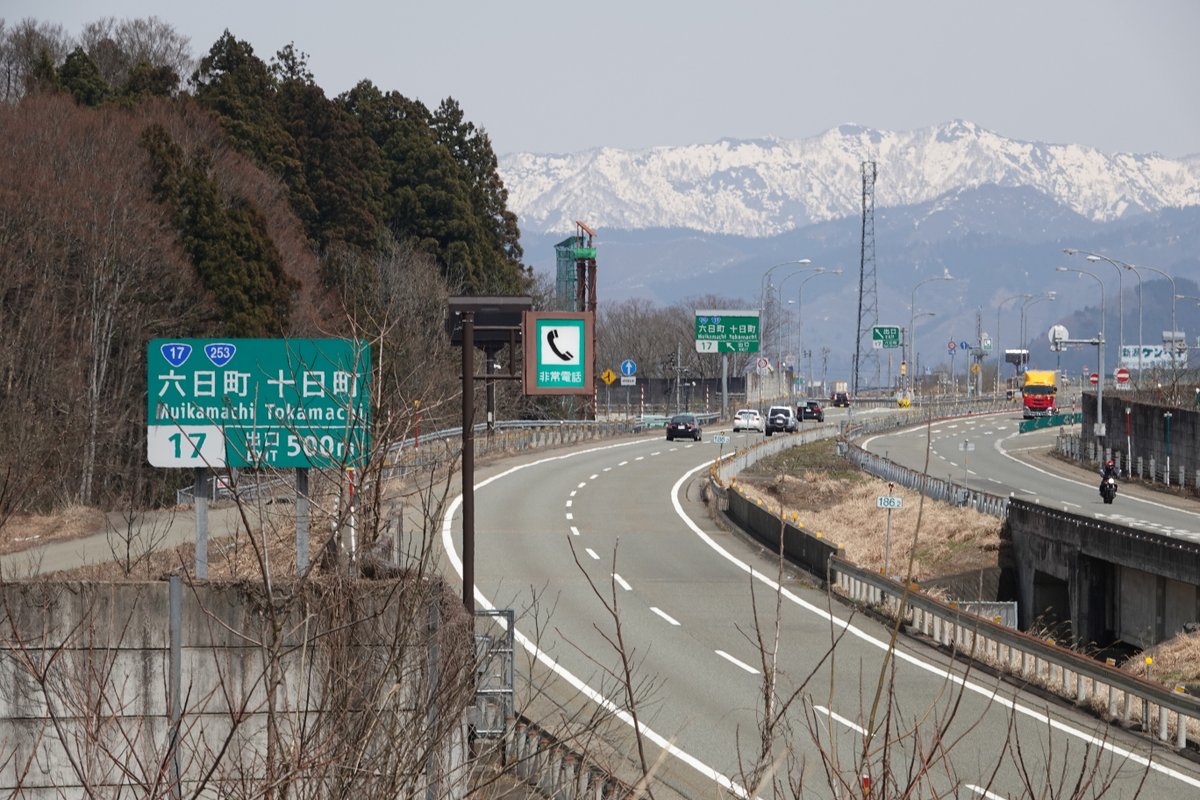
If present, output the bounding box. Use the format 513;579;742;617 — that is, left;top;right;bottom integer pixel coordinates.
442;418;1200;799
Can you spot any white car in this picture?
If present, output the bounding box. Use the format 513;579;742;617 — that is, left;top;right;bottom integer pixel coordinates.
732;408;764;433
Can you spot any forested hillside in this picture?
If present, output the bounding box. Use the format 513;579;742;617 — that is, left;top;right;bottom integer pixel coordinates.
0;17;533;513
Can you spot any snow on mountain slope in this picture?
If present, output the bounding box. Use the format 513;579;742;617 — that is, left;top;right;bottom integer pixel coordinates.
499;120;1200;238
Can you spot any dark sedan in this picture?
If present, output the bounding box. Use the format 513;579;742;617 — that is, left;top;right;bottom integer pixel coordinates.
665;413;702;441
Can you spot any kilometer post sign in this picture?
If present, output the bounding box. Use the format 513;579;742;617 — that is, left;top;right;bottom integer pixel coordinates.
695;309;760;353
147;338;371;469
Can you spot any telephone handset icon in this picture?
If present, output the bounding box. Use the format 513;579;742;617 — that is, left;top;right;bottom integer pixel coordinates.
547;329;574;361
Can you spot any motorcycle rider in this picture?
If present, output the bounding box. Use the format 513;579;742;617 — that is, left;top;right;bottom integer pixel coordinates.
1099;458;1119;495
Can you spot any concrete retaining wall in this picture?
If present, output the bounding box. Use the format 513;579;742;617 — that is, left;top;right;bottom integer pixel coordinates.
0;579;474;798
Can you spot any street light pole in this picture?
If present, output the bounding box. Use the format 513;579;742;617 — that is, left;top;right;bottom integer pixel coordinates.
1019;292;1056;369
1134;263;1178;369
996;293;1032;396
793;268;841;395
1066;249;1125;372
908;272;954;394
1121;263;1145;376
759;259;811;400
1057;266;1105;440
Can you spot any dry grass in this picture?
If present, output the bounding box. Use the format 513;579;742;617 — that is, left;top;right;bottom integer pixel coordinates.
735;440;1001;581
736;438;1200;684
0;505;107;555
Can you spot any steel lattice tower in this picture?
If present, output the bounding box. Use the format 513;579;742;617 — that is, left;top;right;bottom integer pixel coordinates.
853;161;880;394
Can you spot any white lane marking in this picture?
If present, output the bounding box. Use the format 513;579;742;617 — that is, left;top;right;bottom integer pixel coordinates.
966;784;1007;800
589;474;599;480
813;705;867;735
667;459;1200;791
715;650;759;675
585;548;600;560
613;573;632;591
651;607;681;626
988;478;1003;484
636;456;645;461
578;482;588;488
565;512;574;520
603;467;612;472
440;439;750;799
570;526;581;537
618;460;629;466
566;500;573;507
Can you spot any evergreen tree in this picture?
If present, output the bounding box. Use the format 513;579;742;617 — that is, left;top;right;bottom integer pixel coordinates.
271;44;384;255
141;123;295;336
190;32;314;226
58;47;110;107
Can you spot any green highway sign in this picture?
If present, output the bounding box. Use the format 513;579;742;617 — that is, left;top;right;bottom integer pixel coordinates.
147;338;371;469
695;309;760;353
872;325;902;349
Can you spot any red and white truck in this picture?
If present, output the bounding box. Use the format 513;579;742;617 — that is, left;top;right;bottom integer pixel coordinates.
1021;370;1058;419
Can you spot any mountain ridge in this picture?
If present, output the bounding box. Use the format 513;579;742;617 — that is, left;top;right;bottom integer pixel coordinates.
500;120;1200;238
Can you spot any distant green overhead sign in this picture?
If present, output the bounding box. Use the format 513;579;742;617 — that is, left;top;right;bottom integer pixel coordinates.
147;338;371;469
872;325;902;349
695;309;760;353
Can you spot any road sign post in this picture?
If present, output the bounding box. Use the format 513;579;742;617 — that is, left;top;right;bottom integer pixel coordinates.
876;484;902;573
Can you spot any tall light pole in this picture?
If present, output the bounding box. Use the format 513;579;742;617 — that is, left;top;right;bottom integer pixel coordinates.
1019;292;1056;370
910;311;936;394
759;259;812;310
1065;249;1125;371
1121;263;1145;376
778;264;826;392
792;268;842;393
1176;294;1200;369
759;259;811;395
1132;263;1178;367
908;272;954;393
996;293;1032;395
1057;266;1105;437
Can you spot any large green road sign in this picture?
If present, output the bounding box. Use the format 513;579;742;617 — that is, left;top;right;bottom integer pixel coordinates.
695;309;760;353
872;325;902;349
147;338;371;469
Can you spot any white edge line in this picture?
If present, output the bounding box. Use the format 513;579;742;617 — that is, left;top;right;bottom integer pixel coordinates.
965;784;1007;800
667;449;1200;790
440;439;751;799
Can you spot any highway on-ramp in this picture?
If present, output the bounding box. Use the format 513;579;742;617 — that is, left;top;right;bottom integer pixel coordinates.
442;423;1200;798
860;409;1200;542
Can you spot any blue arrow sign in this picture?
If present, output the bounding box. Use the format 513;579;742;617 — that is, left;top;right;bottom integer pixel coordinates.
620;359;637;376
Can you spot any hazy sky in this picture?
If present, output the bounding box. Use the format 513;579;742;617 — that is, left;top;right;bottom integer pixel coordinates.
9;1;1199;158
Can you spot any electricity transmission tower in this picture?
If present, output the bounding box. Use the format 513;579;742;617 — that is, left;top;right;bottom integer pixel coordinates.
853;161;880;394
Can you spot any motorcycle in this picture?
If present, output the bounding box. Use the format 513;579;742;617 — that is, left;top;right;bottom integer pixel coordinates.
1100;476;1118;504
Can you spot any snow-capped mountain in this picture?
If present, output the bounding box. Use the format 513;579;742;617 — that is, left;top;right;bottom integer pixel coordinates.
500;120;1200;238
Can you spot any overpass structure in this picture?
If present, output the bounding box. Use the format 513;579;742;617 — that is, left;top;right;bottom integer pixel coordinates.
1009;496;1200;649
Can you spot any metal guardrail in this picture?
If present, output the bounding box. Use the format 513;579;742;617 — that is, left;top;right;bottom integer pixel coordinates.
711;399;1200;755
1019;411;1082;433
831;556;1200;749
